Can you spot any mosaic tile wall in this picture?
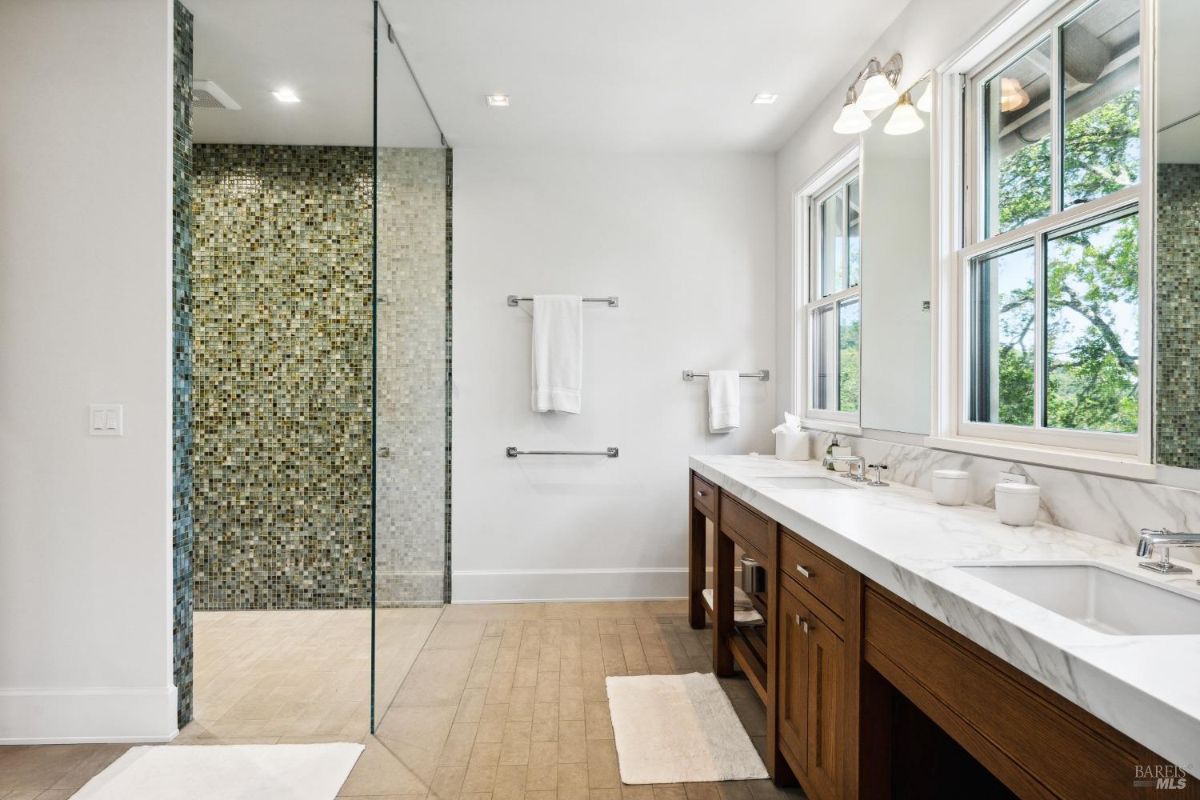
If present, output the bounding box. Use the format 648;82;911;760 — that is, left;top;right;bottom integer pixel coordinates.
1156;163;1200;468
171;0;194;727
190;144;450;609
192;144;374;609
375;148;450;606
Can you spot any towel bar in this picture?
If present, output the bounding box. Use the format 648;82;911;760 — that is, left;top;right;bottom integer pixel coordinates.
506;447;619;458
682;370;770;381
507;295;619;307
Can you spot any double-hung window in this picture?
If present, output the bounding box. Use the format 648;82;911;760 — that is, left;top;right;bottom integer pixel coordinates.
955;0;1147;458
801;167;861;425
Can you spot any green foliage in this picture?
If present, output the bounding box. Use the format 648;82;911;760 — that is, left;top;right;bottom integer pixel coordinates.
839;319;860;412
992;90;1140;433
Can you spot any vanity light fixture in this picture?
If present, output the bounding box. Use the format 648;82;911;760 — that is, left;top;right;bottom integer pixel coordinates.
883;91;924;136
999;77;1030;112
856;55;903;111
833;87;871;134
272;87;300;103
486;94;510;107
832;53;904;134
915;82;933;113
752;92;779;105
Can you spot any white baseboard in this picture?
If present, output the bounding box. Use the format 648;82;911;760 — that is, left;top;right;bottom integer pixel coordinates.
0;685;178;744
452;567;688;603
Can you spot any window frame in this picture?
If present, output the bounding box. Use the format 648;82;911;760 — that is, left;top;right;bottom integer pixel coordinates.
933;0;1154;468
794;155;862;430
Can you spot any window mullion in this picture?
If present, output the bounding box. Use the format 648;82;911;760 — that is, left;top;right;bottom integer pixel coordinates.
1049;26;1063;215
1033;231;1047;431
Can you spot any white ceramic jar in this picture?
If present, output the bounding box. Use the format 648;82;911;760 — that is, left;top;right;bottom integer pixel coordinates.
775;429;810;461
994;482;1040;526
931;469;969;506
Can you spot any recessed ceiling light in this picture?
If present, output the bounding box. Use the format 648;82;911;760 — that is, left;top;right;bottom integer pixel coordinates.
486;94;510;107
272;88;300;103
752;93;779;105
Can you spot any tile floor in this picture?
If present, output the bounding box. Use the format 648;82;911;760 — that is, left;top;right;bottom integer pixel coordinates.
0;601;801;800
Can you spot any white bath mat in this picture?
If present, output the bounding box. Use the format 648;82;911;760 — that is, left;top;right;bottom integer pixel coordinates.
70;743;364;800
606;672;768;784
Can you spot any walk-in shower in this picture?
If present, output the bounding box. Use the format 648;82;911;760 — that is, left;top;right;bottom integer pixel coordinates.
172;0;450;736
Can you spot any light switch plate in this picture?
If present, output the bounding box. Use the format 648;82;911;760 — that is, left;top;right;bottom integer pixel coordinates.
89;404;123;436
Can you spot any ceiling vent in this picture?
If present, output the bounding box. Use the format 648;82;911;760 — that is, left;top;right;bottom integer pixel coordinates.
192;79;241;110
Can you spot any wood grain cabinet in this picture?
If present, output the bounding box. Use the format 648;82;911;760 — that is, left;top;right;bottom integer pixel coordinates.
778;581;844;800
686;469;1194;800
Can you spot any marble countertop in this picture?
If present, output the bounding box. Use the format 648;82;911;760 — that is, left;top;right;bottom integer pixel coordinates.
690;454;1200;775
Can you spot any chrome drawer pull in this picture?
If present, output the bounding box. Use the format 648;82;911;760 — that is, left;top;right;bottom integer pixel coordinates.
795;564;813;579
794;614;810;634
695;490;707;498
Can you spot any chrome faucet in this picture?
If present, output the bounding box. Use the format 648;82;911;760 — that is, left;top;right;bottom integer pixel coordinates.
1135;528;1200;575
823;454;867;482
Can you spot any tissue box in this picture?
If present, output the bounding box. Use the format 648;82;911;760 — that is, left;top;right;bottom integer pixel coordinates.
775;429;810;461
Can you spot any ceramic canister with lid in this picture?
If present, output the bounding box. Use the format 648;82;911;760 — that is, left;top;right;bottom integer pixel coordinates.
931;469;969;506
994;482;1040;526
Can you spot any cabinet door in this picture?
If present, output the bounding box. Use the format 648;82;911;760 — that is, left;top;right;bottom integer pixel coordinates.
776;587;809;773
805;611;843;800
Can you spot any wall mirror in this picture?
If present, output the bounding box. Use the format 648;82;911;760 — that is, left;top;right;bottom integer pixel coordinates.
1155;0;1200;468
859;74;933;435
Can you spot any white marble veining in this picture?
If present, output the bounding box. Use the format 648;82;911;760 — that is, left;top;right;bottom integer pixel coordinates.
806;431;1200;563
691;454;1200;775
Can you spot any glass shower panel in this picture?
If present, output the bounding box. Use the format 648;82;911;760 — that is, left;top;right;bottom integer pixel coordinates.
371;2;451;732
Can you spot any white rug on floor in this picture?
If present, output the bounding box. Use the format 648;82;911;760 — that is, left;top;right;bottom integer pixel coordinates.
606;672;768;784
70;743;364;800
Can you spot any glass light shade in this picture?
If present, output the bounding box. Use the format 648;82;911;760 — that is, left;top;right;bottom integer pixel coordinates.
833;101;871;134
915;82;933;113
999;77;1030;112
884;94;924;135
858;72;899;111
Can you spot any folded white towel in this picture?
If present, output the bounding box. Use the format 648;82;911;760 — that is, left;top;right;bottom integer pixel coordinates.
531;295;583;414
708;370;740;433
701;588;763;626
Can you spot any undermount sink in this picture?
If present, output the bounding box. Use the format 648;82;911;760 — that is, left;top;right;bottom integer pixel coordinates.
956;562;1200;636
755;476;854;490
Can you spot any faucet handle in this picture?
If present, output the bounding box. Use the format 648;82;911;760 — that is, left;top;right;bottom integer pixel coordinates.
867;463;889;487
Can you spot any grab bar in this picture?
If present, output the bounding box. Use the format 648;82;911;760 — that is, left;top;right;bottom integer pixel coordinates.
506;446;619;458
682;370;770;381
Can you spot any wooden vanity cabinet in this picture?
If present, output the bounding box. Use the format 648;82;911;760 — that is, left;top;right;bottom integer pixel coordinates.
778;578;845;800
686;469;1195;800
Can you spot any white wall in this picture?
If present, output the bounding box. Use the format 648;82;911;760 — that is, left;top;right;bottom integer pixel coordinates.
0;0;177;742
773;0;1021;419
452;150;775;602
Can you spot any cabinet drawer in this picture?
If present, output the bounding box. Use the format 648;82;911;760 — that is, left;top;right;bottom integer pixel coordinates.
718;494;769;559
691;473;717;517
780;529;846;619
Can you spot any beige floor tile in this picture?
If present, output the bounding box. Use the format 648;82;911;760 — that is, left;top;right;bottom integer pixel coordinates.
583;702;613;740
557;720;587;764
2;602;807;800
585;739;619;789
620;785;655;800
493;763;527;800
526;741;559;791
557;761;589;800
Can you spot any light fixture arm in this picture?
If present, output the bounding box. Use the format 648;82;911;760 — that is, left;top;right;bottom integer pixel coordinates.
851;53;903;95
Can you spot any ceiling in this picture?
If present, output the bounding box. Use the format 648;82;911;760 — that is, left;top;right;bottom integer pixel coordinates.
188;0;908;152
1157;0;1200;163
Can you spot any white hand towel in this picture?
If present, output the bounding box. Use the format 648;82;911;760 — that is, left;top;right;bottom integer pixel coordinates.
708;370;740;433
532;295;583;414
